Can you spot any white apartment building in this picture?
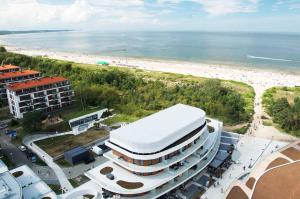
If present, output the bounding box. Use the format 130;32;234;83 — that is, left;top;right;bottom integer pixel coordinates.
85;104;222;198
0;69;41;102
6;76;74;118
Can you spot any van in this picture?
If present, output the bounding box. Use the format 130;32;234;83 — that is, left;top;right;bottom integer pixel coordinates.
91;146;103;156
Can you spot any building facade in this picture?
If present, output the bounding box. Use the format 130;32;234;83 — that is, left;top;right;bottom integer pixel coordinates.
6;76;74;118
0;70;41;102
85;104;222;199
0;64;20;74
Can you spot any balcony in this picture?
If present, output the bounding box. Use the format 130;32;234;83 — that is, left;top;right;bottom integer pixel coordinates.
127;138;220;199
104;130;210;173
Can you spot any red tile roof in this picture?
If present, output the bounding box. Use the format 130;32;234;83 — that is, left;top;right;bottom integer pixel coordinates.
7;77;69;91
0;64;21;71
0;70;40;80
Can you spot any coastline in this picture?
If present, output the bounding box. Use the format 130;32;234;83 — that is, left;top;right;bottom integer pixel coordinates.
1;44;299;141
3;44;300;91
4;44;300;141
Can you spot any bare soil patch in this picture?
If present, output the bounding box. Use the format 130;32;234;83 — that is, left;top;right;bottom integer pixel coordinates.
265;157;289;170
226;186;248;199
246;177;256;189
100;167;113;175
252;161;300;199
117;180;144;189
281;147;300;161
12;171;23;178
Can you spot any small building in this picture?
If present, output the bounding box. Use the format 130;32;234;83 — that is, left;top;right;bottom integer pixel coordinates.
69;109;108;135
6;76;74;118
64;147;90;165
0;69;41;102
0;64;20;74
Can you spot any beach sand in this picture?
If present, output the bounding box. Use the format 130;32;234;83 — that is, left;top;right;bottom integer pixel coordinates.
4;45;300;141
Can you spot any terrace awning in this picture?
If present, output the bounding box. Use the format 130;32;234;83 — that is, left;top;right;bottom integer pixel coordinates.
209;158;223;169
215;151;230;161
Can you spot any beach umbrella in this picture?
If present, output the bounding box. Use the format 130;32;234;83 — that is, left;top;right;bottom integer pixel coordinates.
96;61;109;65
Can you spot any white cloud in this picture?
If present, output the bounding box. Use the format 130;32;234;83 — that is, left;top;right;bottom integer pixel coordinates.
193;0;259;16
0;0;154;29
156;0;259;16
273;0;300;10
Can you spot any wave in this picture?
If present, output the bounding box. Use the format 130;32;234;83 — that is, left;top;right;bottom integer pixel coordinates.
247;55;293;62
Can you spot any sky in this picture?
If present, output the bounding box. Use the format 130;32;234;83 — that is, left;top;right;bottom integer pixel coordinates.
0;0;300;33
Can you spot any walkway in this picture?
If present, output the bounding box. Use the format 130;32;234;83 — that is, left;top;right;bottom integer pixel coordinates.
23;133;74;192
246;84;297;142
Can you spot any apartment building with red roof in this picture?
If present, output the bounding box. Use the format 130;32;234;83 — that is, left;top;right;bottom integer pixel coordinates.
0;64;21;74
0;70;41;102
7;77;74;118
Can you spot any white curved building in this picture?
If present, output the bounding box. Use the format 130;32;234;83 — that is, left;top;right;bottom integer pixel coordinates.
85;104;222;198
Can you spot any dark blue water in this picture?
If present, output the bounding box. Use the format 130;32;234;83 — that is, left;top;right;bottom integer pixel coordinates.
1;31;300;71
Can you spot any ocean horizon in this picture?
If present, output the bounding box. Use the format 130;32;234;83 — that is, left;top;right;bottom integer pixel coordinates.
1;31;300;72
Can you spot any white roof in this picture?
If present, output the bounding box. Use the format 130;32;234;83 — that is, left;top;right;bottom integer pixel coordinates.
0;160;8;174
110;104;206;154
10;165;56;199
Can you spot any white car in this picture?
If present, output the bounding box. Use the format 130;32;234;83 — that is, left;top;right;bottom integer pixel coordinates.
19;145;26;152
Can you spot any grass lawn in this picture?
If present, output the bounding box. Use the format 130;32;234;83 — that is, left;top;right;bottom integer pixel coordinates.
101;113;143;126
69;175;90;188
0;107;11;120
48;184;62;194
56;100;102;121
55;158;72;167
35;128;108;158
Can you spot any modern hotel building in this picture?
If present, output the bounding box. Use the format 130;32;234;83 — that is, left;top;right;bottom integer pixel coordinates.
86;104;222;198
6;76;74;118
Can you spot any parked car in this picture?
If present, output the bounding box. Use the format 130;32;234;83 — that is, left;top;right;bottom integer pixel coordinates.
18;145;26;152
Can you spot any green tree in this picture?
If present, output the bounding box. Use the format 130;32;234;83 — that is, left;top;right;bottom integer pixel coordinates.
22;111;45;132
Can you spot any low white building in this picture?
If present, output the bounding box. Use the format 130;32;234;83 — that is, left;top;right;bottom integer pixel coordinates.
0;160;56;199
68;109;109;135
0;160;21;199
85;104;222;198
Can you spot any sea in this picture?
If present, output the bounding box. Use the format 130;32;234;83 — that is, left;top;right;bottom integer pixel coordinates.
0;31;300;72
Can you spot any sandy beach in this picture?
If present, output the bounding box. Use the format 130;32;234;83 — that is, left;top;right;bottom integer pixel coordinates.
4;45;300;141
